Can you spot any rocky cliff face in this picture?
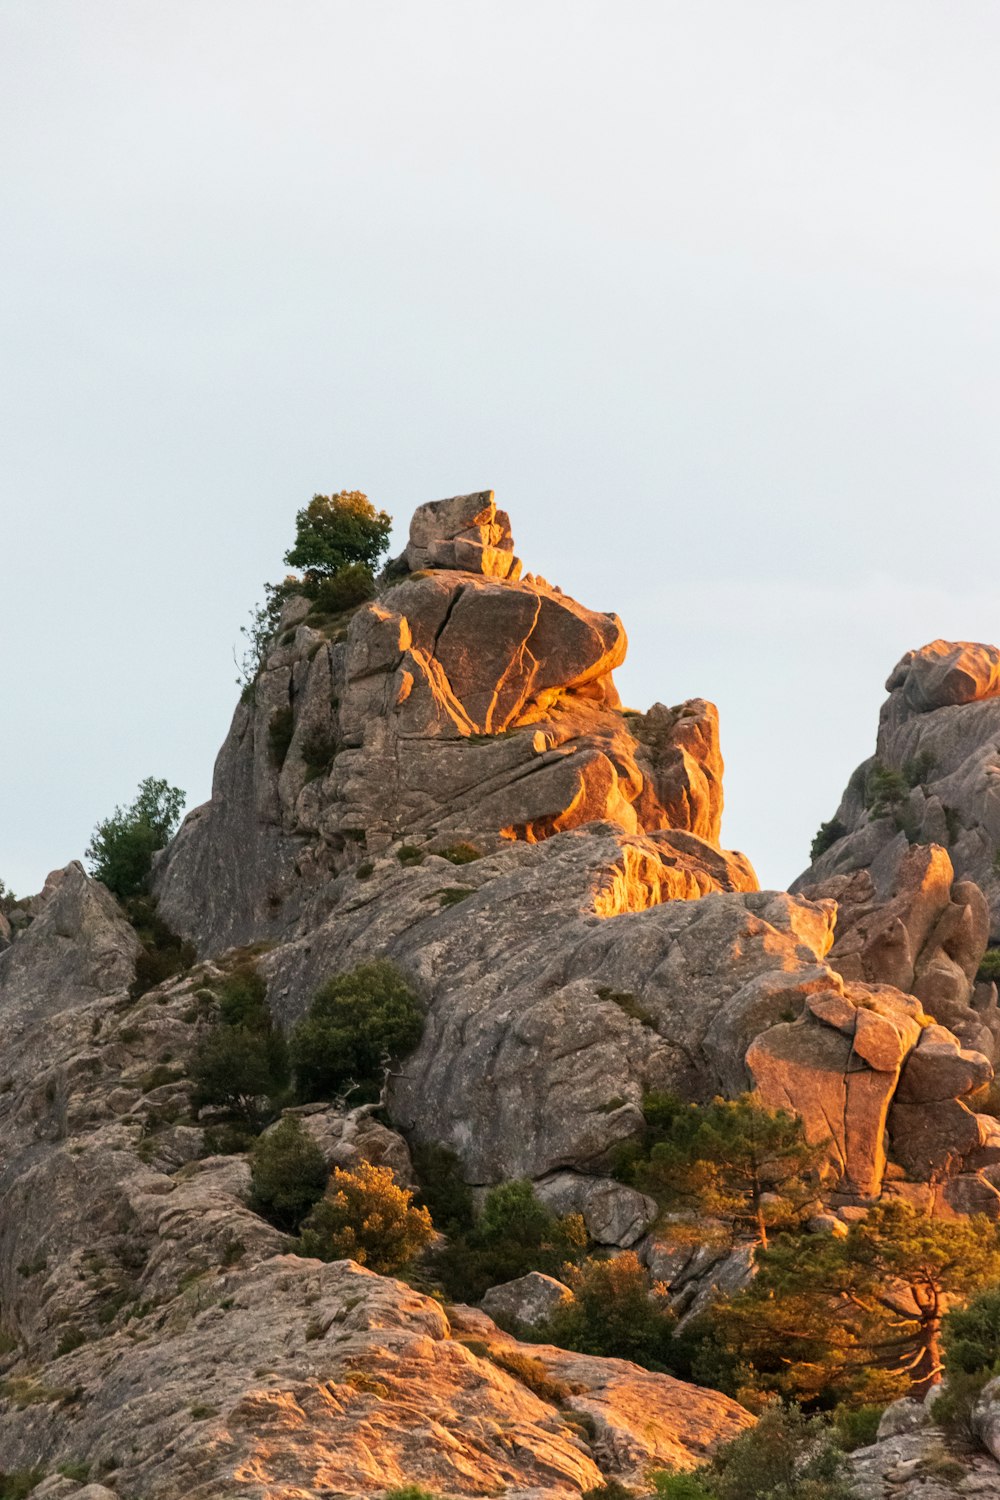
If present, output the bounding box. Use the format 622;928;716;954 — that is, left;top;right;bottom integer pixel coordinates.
154;493;754;957
4;502;1000;1496
795;639;1000;937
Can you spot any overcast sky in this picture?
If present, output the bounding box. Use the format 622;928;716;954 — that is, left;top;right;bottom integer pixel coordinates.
2;1;999;898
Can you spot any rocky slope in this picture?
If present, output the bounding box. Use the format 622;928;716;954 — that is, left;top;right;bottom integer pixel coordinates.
4;497;1000;1496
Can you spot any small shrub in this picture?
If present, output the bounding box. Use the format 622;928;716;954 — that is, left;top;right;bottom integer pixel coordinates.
355;862;375;880
285;492;392;582
289;961;424;1103
0;880;17;913
309;562;376;614
125;895;196;999
85;777;185;900
488;1347;571;1402
382;1488;439;1500
810;818;847;861
436;887;472;907
429;1180;586;1303
977;949;1000;984
540;1253;676;1368
649;1476;715;1500
17;1256;46;1278
56;1463;89;1483
189;1403;218;1420
250;1116;329;1231
864;763;909;818
55;1328;87;1356
189;1026;287;1132
268;707;295;767
708;1404;850;1500
301;727;338;780
833;1403;883;1451
439;843;482;865
397;844;425;866
298;1162;434;1273
0;1471;46;1499
215;964;269;1028
411;1141;476;1238
582;1485;636;1500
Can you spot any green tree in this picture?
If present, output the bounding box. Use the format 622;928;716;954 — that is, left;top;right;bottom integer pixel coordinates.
936;1286;1000;1441
633;1093;828;1249
541;1252;676;1368
298;1161;434;1273
284;491;392;583
0;879;16;913
85;776;185;900
704;1201;1000;1406
289;961;424;1102
190;1025;287;1132
428;1179;586;1303
250;1116;329;1231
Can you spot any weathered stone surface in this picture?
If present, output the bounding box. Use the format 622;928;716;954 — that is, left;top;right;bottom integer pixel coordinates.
0;861;140;1033
798;840;996;1056
155;498;755;954
480;1271;572;1328
272;1103;415;1185
534;1172;657;1247
449;1304;753;1482
403;489;521;580
0;901;751;1497
795;639;1000;939
748;979;991;1198
974;1374;1000;1465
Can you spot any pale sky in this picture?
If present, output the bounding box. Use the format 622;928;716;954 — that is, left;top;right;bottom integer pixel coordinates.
2;2;999;897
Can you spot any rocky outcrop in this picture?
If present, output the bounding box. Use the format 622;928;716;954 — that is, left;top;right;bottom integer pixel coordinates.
850;1388;1000;1498
797;840;998;1060
0;861;140;1037
0;880;754;1498
796;639;1000;938
748;982;995;1205
154;493;755;954
480;1271;572;1328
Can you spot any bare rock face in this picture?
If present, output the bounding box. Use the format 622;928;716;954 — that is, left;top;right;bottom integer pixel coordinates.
795;638;1000;937
155;493;755;954
798;841;997;1059
0;862;140;1034
748;978;995;1206
480;1270;572;1328
0;876;752;1498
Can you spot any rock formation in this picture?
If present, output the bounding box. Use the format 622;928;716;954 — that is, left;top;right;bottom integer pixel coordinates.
795;639;1000;938
154;492;755;955
6;502;1000;1493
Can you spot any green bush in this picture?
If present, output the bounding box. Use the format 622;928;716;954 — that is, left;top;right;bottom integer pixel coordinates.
284;492;392;582
216;964;270;1029
439;843;482;865
190;1026;287;1132
288;961;424;1103
85;777;185;899
125;896;195;999
540;1252;676;1368
937;1286;1000;1441
382;1488;439;1500
707;1404;851;1500
250;1117;328;1231
0;1472;46;1500
832;1403;883;1451
298;1161;434;1273
977;949;1000;984
411;1141;476;1238
308;562;377;614
429;1179;586;1303
649;1476;715;1500
301;727;338;781
0;879;17;913
864;764;909;818
810;818;847;861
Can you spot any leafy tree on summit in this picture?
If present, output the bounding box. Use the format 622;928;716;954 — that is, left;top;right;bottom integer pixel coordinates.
85;776;185;900
284;491;392;582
